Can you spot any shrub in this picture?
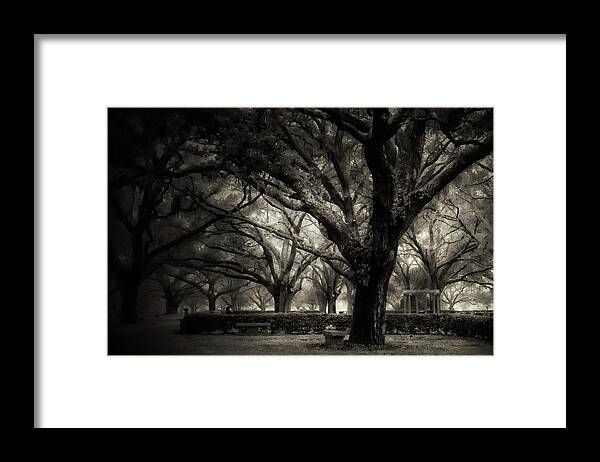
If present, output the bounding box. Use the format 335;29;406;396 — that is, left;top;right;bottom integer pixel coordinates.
179;312;493;341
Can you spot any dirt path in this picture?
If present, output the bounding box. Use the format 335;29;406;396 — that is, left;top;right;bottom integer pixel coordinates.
108;315;493;355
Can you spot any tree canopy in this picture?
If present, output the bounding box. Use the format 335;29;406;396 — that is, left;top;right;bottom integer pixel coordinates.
108;108;493;345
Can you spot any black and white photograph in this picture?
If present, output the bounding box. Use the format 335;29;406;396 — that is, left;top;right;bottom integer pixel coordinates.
108;107;494;355
35;35;565;428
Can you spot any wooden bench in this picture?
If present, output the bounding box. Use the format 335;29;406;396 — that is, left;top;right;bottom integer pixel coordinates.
235;322;271;334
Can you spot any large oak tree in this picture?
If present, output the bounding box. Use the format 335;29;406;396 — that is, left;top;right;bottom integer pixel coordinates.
173;108;493;345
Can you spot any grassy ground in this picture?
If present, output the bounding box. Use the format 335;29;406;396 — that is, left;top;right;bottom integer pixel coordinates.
108;314;493;355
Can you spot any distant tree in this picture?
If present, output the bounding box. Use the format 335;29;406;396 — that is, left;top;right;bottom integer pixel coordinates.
169;271;248;312
220;279;253;311
467;287;494;310
108;109;257;322
152;271;199;314
172;200;323;312
401;162;493;301
441;284;470;311
309;260;344;313
246;285;271;311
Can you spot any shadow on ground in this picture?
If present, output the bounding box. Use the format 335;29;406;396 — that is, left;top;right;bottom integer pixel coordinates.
108;314;493;356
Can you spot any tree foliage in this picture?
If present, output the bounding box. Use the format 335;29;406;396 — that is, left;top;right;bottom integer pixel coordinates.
108;108;493;345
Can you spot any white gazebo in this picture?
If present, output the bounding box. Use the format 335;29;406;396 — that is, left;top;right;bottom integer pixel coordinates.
399;289;442;314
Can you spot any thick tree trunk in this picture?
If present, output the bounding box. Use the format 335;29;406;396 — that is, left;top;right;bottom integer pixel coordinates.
346;135;405;345
273;288;295;313
316;292;328;312
282;295;293;313
345;280;355;314
120;276;140;323
348;238;398;345
208;296;217;312
120;227;146;323
327;295;337;314
348;269;392;345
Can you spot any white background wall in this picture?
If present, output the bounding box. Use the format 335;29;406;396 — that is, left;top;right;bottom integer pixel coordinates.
36;35;566;428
